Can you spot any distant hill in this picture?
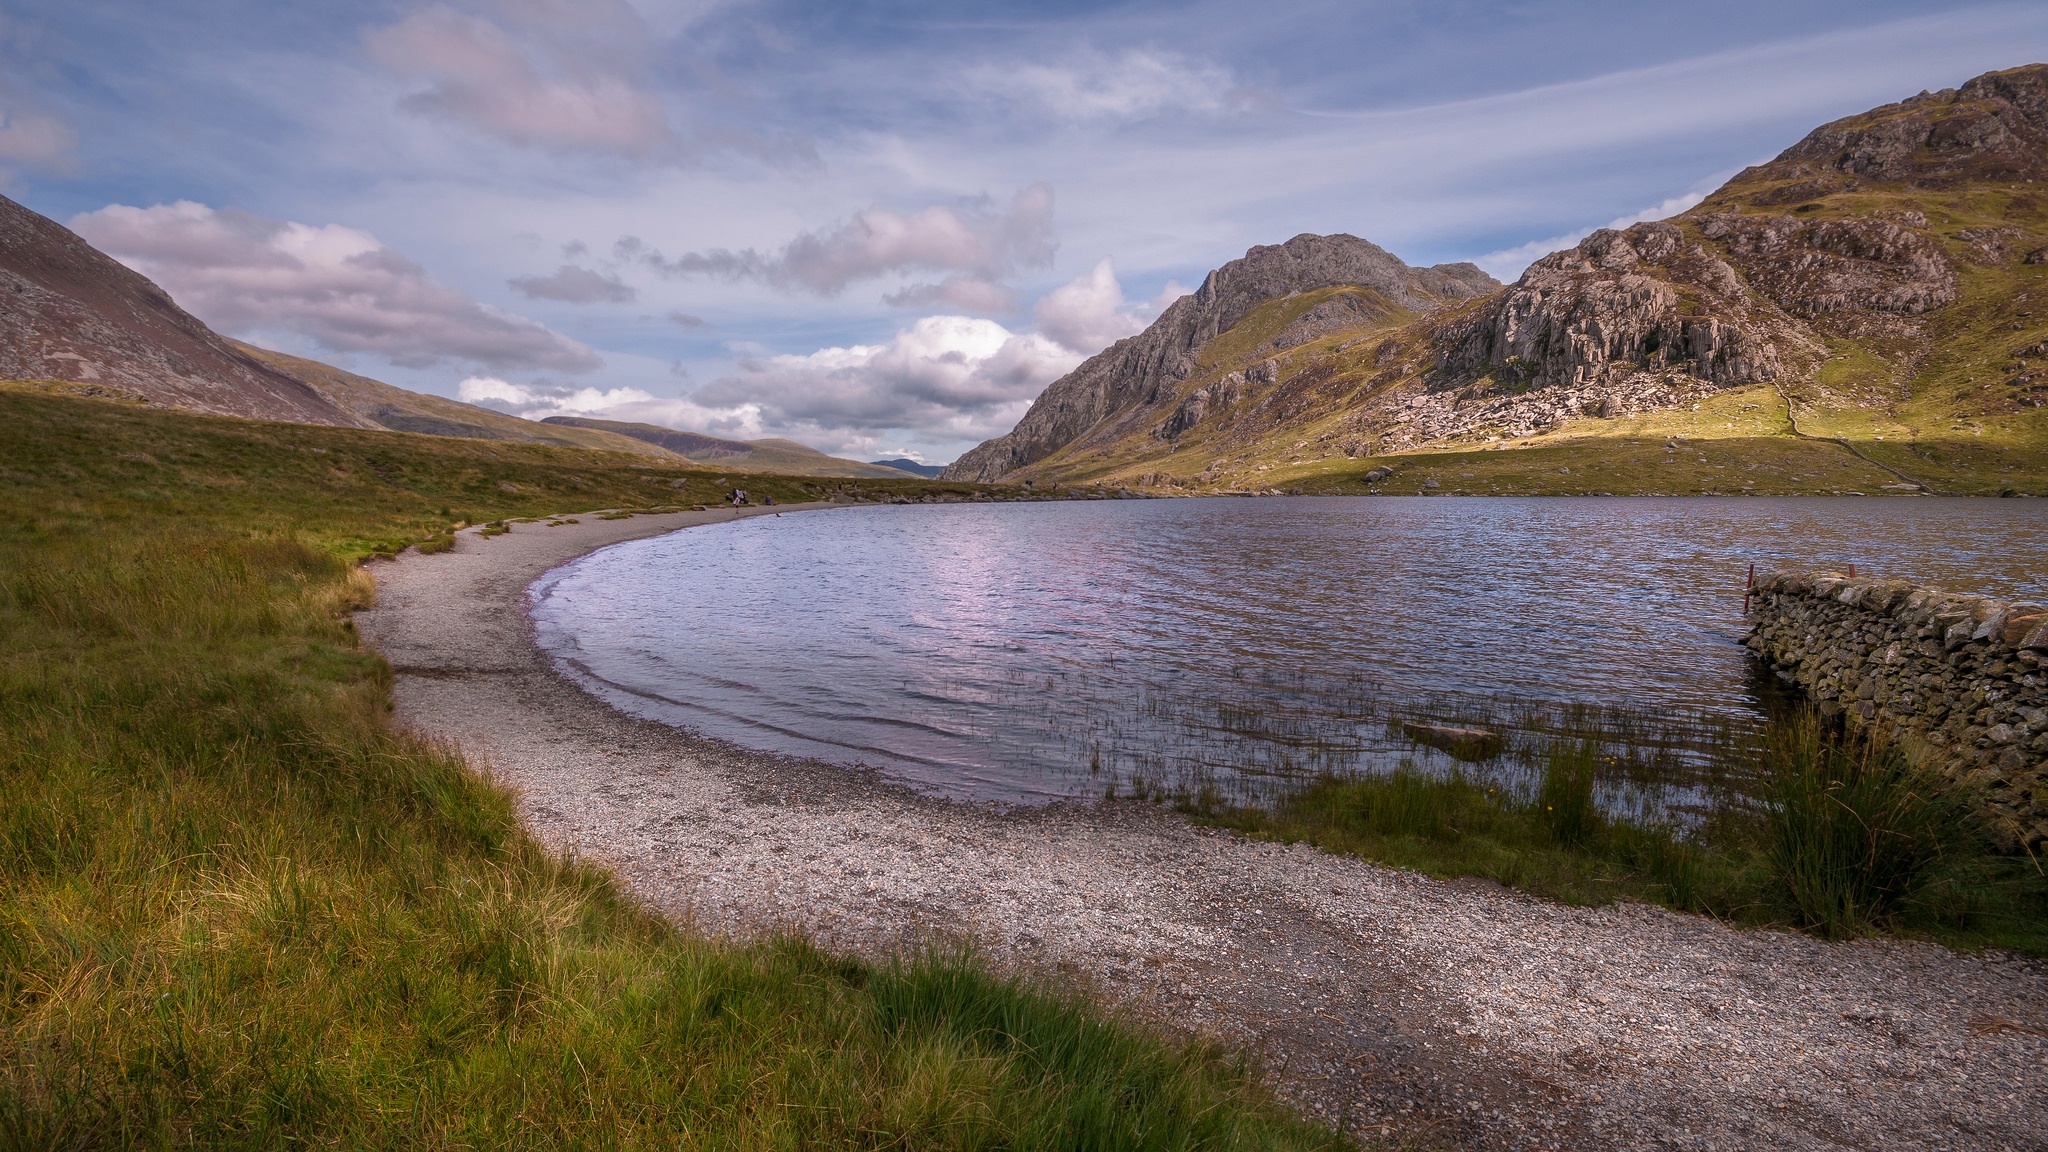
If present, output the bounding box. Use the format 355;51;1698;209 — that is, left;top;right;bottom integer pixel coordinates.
235;344;684;461
868;458;946;478
945;63;2048;497
0;193;372;428
539;415;915;478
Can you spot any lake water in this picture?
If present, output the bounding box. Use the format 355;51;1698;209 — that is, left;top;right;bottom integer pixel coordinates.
531;497;2048;805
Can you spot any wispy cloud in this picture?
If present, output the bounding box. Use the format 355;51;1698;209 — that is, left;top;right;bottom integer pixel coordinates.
74;201;600;371
509;263;636;302
617;184;1056;302
365;1;674;157
964;47;1258;123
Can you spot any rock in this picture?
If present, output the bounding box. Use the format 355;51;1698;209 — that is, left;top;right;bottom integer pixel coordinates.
1402;722;1503;761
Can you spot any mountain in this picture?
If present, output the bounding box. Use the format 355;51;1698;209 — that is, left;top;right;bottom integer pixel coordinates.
538;416;917;478
868;458;946;478
236;344;686;461
942;233;1498;481
947;64;2048;497
0;193;373;429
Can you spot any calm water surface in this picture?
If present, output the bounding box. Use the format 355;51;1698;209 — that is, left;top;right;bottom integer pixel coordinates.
531;498;2048;803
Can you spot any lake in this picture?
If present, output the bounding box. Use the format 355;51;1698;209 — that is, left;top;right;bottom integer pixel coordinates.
530;497;2048;805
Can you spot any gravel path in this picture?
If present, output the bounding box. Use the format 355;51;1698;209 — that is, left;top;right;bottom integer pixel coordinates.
356;504;2048;1151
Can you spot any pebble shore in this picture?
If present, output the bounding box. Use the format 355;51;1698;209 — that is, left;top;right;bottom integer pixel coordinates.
356;504;2048;1151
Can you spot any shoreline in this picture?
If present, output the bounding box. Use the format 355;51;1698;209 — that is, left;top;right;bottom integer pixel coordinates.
356;501;2048;1151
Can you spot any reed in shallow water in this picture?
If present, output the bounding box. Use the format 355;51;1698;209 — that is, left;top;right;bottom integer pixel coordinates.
1182;703;2048;952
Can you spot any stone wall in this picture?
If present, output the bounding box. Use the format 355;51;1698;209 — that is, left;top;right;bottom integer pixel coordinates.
1744;570;2048;849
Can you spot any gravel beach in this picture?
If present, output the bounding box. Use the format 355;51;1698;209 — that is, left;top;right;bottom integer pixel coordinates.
356;504;2048;1151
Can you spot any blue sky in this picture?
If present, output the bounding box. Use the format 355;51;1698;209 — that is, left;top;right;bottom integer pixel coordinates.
4;1;2045;462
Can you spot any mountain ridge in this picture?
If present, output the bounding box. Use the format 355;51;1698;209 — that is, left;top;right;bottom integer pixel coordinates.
941;233;1498;481
946;63;2048;497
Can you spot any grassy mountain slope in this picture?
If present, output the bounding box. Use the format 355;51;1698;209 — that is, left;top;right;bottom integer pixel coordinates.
0;194;373;429
235;343;689;462
0;385;1333;1146
998;64;2048;498
543;414;921;478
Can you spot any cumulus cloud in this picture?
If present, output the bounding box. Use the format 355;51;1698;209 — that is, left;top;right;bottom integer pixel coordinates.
1474;191;1710;282
74;201;599;371
1030;257;1181;356
620;184;1055;298
966;48;1254;123
693;314;1078;443
509;263;636;302
365;2;674;157
457;374;652;411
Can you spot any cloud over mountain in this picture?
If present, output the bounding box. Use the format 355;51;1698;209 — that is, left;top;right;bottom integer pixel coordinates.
695;314;1077;445
73;201;600;371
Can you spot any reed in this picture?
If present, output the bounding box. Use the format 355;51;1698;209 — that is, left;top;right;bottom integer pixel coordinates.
1187;704;2046;950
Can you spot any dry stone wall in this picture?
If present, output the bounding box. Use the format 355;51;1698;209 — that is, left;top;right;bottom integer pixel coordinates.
1744;570;2048;848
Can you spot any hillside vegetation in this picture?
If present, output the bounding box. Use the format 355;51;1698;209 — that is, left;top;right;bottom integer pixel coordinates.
0;388;1334;1148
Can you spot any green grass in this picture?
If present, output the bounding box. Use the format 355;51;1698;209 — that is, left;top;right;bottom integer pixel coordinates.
1188;712;2048;953
0;390;1339;1148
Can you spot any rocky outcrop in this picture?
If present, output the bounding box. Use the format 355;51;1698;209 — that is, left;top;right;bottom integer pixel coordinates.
1698;212;1956;326
1737;64;2048;197
0;194;373;428
1431;222;1784;394
1746;570;2048;849
941;235;1496;481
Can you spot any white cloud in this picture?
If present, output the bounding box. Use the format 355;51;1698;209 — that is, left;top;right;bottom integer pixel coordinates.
966;48;1252;122
74;201;600;371
365;2;674;157
459;373;655;412
1473;191;1711;282
508;263;636;302
697;314;1078;442
620;184;1056;297
1031;257;1172;356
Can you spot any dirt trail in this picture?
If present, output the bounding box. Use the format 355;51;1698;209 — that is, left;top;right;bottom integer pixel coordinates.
357;503;2048;1151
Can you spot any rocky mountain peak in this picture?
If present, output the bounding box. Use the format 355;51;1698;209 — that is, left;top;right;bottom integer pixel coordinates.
940;234;1497;481
1728;62;2048;204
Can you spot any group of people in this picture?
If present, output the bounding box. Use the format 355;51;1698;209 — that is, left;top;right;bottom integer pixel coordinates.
729;488;774;509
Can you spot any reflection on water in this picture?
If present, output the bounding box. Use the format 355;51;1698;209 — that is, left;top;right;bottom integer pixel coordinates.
530;497;2048;805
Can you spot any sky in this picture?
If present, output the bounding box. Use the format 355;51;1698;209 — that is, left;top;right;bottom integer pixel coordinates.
4;2;2046;464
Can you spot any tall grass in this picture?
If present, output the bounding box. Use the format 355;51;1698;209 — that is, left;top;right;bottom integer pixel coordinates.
1190;707;2047;951
1760;711;2022;939
0;392;1338;1148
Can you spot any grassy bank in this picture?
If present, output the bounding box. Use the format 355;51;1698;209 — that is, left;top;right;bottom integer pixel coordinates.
1188;712;2048;954
0;390;1338;1147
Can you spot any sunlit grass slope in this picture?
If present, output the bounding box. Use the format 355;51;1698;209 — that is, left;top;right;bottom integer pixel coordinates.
0;388;1337;1148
